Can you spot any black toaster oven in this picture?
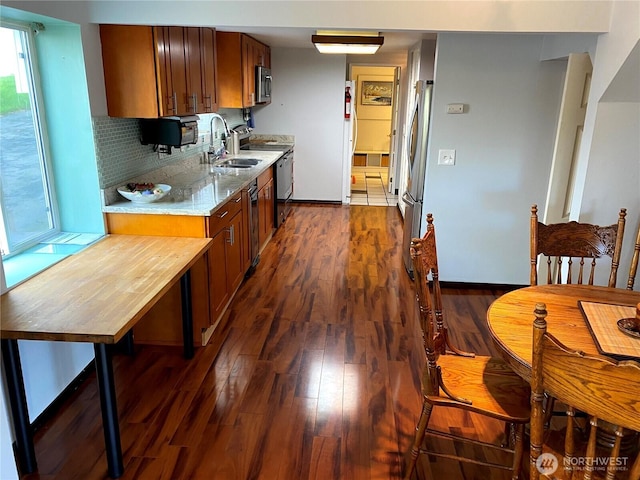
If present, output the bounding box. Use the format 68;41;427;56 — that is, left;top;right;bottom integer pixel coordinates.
140;115;199;147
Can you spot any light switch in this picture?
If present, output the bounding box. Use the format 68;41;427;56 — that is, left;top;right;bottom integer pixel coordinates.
438;149;456;166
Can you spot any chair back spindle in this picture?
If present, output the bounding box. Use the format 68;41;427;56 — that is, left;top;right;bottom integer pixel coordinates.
627;222;640;290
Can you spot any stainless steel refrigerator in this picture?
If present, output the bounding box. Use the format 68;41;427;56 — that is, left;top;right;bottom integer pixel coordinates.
402;80;433;277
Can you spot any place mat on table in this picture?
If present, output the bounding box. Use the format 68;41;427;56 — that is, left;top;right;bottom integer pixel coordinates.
578;301;640;359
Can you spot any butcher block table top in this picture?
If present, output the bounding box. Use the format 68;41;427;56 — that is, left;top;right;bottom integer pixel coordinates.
1;234;212;344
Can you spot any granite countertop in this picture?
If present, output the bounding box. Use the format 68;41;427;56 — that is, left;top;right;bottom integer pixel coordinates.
246;134;295;150
101;150;283;217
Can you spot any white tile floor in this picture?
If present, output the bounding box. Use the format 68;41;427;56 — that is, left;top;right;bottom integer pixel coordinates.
350;166;398;207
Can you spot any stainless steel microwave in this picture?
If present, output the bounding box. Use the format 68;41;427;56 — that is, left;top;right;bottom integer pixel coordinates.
255;66;272;104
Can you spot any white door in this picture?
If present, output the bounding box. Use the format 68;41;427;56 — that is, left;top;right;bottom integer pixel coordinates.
543;53;593;224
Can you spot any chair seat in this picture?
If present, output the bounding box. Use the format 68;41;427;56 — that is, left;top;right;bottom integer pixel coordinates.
426;354;531;423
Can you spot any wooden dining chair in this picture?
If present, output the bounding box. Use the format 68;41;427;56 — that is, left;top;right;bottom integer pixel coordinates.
404;214;531;480
530;303;640;480
530;204;627;288
626;221;640;290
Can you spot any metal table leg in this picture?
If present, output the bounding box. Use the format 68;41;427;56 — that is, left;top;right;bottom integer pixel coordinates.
93;343;123;478
180;270;194;359
1;339;37;474
117;330;135;356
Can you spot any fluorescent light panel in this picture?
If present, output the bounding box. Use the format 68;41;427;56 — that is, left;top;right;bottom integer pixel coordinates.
312;34;384;54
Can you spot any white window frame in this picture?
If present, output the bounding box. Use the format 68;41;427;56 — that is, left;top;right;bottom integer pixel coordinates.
0;19;60;258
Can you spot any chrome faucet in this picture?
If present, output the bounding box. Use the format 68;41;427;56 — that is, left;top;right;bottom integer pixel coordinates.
209;113;230;158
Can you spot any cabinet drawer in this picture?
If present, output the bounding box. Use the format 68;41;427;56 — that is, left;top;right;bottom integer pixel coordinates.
257;167;273;191
208;192;242;235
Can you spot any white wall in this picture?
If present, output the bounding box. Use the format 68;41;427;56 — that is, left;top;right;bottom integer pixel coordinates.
540;33;598;61
253;48;346;202
423;33;567;284
0;379;18;479
579;102;640;288
571;0;640;289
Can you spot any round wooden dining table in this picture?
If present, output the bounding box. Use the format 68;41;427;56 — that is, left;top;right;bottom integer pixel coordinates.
486;284;640;382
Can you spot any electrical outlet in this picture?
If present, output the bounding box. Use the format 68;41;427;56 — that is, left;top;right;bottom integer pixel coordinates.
438;149;456;165
446;104;464;114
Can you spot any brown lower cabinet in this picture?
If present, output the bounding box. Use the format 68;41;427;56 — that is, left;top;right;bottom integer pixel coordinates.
208;192;245;323
257;168;275;250
105;190;248;346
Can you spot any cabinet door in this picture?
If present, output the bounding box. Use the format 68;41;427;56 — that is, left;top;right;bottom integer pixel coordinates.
258;178;275;249
100;25;160;118
209;227;230;322
226;210;245;294
200;27;219;113
241;189;252;272
241;34;255;107
255;41;269;68
156;26;189;116
263;45;271;69
265;178;275;237
185;27;204;114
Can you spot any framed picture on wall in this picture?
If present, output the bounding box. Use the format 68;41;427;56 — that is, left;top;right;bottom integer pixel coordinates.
361;81;393;106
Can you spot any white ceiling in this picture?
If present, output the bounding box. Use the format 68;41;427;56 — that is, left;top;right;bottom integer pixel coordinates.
0;0;619;58
214;26;435;52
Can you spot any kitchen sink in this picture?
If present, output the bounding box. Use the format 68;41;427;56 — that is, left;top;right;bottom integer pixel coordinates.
215;158;261;168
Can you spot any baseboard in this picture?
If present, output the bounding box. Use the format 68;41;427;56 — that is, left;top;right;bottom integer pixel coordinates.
439;281;526;292
291;199;342;205
30;361;96;433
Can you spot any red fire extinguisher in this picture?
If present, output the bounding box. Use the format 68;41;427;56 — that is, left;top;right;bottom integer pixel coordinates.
345;86;352;119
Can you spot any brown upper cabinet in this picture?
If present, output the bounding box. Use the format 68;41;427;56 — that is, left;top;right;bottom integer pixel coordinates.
217;32;271;108
100;25;219;118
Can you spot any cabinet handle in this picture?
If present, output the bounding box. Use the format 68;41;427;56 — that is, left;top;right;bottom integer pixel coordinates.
227;225;235;245
172;92;177;114
217;210;228;218
234;197;241;203
191;93;197;113
166;93;174;114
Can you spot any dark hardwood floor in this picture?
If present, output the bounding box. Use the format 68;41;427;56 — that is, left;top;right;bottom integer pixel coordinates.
22;204;514;480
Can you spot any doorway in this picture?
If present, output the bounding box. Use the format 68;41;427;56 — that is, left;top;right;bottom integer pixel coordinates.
348;65;400;206
543;53;592;224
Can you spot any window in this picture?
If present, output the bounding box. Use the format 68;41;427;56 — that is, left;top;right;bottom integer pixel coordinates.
0;22;57;257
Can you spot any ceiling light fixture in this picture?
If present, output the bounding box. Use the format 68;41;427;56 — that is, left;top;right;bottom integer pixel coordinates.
312;32;384;54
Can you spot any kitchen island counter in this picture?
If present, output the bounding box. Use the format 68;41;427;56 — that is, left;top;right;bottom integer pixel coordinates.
101;150;282;216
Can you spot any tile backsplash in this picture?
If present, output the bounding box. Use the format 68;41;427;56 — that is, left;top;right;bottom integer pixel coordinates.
93;110;246;188
92;116;207;188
